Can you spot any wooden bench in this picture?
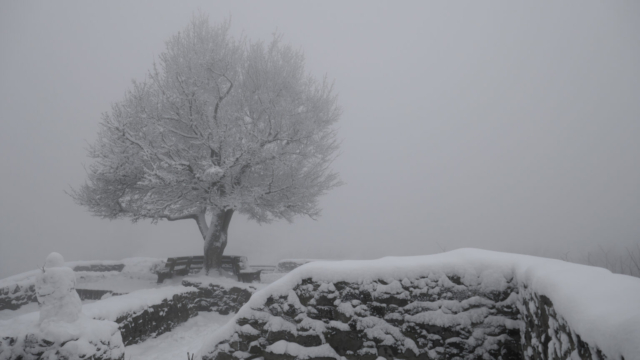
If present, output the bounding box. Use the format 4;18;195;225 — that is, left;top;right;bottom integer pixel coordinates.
156;255;262;284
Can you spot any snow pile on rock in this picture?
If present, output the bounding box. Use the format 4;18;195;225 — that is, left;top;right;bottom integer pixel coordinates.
197;248;640;360
0;253;125;360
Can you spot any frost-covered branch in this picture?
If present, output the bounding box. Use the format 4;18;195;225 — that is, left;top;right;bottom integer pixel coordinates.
71;14;341;271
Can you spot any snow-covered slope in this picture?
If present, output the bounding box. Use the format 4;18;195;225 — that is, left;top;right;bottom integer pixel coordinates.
125;312;234;360
198;248;640;360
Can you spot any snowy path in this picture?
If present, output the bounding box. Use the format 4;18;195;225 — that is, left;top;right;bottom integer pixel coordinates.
125;312;234;360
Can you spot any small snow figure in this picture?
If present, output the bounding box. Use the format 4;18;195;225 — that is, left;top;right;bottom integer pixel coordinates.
35;252;82;326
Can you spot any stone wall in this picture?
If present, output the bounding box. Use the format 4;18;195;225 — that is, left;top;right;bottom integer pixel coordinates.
518;286;608;360
0;258;160;311
114;290;198;346
0;286;126;311
204;273;524;360
0;283;36;311
111;280;255;346
75;288;125;301
200;273;614;360
72;264;125;272
183;280;255;315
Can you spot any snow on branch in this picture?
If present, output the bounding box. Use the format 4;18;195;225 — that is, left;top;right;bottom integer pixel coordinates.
71;14;341;229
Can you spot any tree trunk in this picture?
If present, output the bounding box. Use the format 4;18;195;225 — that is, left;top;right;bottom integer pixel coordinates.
203;209;234;274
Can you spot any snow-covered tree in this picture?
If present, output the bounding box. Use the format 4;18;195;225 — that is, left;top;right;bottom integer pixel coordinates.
70;15;341;273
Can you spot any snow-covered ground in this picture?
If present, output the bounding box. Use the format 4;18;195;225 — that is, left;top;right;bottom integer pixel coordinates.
0;257;283;359
3;250;640;359
0;277;242;360
125;311;234;360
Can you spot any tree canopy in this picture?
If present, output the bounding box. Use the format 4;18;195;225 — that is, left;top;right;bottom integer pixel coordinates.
71;15;341;271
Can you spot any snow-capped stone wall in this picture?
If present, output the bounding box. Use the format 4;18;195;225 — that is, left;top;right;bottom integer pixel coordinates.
89;286;200;346
83;279;256;346
182;279;255;316
518;288;608;359
0;257;163;311
200;274;521;359
197;249;640;360
0;283;36;311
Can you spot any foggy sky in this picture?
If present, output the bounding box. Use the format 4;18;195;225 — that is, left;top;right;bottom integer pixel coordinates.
1;1;639;278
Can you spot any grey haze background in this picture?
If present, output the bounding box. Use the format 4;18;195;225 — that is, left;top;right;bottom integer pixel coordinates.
1;1;639;278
